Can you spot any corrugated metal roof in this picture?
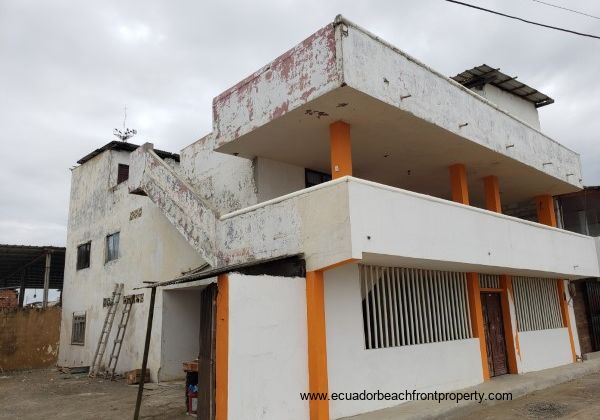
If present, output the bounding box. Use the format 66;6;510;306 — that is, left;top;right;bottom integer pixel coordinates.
0;245;65;290
77;141;180;165
452;64;554;108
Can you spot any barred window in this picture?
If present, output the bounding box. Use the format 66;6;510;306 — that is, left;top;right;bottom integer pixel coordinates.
71;313;86;345
360;265;472;349
512;277;563;332
105;232;120;263
479;274;500;289
76;242;91;270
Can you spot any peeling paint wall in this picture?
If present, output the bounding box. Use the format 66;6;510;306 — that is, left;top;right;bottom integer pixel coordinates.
0;307;61;370
180;134;258;215
59;149;203;382
213;23;342;147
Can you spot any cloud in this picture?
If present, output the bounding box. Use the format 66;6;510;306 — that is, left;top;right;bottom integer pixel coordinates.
1;0;598;246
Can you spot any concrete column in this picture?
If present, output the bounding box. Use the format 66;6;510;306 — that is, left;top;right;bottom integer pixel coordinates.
306;270;329;420
450;164;489;380
535;194;557;227
484;175;502;213
329;121;352;179
535;194;576;362
483;176;519;373
449;163;470;204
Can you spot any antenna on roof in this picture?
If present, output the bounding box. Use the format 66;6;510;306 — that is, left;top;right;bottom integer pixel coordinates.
113;105;137;142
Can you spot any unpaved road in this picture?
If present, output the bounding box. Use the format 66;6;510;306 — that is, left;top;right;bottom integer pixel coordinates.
0;368;188;419
455;372;600;419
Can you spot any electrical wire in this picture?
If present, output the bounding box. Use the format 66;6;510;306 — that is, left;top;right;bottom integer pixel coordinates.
444;0;600;40
532;0;600;21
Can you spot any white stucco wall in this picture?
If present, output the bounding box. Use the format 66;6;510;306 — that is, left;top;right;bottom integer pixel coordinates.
58;149;203;382
347;179;600;279
475;84;541;130
228;273;309;420
255;157;305;203
324;264;483;419
517;328;572;373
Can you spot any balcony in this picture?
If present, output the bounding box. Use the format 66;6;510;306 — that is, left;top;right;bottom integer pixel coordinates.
220;176;600;278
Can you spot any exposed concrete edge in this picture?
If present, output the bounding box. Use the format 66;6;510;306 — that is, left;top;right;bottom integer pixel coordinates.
344;359;600;420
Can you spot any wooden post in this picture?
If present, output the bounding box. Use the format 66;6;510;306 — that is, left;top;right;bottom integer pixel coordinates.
134;286;156;420
18;269;26;308
42;252;51;309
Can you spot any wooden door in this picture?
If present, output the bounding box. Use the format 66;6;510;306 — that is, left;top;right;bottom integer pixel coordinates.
198;283;217;420
481;292;508;377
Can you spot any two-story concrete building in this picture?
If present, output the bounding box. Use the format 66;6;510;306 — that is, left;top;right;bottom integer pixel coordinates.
59;16;600;420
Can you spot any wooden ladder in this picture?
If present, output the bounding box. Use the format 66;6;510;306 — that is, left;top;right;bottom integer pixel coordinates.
89;283;123;377
105;295;134;380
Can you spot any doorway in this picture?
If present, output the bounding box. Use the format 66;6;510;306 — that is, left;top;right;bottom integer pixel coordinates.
481;292;508;377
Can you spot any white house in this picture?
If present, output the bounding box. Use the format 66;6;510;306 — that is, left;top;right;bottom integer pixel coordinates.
58;16;600;420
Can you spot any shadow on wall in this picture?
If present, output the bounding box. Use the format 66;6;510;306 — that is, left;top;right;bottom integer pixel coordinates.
0;307;61;371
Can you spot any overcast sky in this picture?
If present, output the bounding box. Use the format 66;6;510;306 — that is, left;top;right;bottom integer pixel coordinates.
1;0;598;247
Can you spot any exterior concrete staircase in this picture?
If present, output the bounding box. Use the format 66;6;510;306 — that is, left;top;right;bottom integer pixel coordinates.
129;143;219;267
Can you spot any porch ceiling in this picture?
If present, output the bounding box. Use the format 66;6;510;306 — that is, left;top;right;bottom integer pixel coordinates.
216;86;580;207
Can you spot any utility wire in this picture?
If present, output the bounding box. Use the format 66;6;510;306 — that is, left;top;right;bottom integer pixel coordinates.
532;0;600;21
444;0;600;40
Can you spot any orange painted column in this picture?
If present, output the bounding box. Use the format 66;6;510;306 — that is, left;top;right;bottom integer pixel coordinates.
535;195;577;362
483;177;519;373
557;279;577;362
535;194;557;227
306;270;329;420
449;163;470;205
330;121;352;179
484;175;502;213
216;274;229;420
466;272;490;380
450;164;489;380
499;275;519;374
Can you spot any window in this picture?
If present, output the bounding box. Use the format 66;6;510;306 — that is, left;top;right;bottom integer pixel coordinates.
105;232;120;263
117;164;129;184
305;169;331;188
76;242;91;270
360;265;472;350
71;313;86;345
512;277;563;332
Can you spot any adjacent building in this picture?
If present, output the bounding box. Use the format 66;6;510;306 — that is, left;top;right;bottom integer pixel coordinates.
58;16;600;420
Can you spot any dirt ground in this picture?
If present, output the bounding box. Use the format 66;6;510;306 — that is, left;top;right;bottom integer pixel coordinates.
455;372;600;419
0;368;189;419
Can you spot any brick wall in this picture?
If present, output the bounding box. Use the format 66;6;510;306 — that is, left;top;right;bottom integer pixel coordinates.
0;306;61;370
0;289;18;308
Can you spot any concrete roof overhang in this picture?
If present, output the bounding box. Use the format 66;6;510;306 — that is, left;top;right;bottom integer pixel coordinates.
212;16;583;207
